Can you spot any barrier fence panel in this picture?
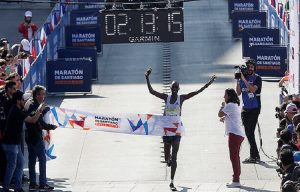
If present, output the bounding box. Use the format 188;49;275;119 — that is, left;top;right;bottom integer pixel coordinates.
231;10;267;38
57;47;98;80
46;60;92;94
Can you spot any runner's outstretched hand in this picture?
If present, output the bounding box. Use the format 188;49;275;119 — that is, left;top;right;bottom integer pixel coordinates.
145;67;152;77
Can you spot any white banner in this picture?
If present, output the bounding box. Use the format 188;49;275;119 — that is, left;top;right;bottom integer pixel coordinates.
46;106;185;136
288;0;299;94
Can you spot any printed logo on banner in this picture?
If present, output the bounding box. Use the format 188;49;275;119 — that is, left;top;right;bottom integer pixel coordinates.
50;107;90;130
65;25;102;52
46;60;92;93
57;48;98;80
54;69;84;84
70;9;100;25
94;116;121;128
127;114;153;135
232;11;267;38
242;28;280;57
249;46;287;77
77;0;105;9
228;0;259;19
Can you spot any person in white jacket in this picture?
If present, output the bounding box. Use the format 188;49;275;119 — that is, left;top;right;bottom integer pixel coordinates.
218;88;245;188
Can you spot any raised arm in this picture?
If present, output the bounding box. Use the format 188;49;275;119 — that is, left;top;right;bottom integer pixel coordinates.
236;80;242;96
181;75;217;101
24;103;47;124
145;68;167;100
241;73;258;93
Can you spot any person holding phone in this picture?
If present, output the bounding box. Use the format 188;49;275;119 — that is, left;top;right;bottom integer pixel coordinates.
218;88;245;188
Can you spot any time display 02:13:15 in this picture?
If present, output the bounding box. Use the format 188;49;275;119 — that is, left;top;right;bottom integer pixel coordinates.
101;8;184;43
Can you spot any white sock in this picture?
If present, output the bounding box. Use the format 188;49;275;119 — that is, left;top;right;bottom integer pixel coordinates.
171;180;174;184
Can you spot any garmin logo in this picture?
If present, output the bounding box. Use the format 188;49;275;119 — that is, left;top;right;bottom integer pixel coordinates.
129;36;161;43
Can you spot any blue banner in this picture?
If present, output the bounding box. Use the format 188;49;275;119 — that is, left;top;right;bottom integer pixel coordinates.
57;48;98;80
77;0;105;9
232;11;267;38
65;25;102;52
249;46;287;77
70;9;101;25
46;60;92;93
242;28;280;57
228;0;259;19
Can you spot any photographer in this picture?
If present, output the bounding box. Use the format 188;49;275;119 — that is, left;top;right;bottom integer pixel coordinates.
18;11;38;41
236;59;262;163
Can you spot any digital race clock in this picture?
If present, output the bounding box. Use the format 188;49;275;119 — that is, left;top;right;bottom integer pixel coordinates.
101;8;184;44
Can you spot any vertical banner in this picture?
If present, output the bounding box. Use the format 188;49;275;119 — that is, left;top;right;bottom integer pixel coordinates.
288;0;299;94
242;28;280;57
46;60;92;93
57;48;98;80
70;9;101;25
65;25;102;52
228;0;259;19
232;11;267;38
249;46;287;77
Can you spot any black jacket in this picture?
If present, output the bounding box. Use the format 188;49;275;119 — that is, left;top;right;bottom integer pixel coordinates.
24;98;55;145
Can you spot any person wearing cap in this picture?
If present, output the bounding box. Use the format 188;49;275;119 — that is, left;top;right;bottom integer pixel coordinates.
236;59;262;163
284;103;298;134
18;11;38;41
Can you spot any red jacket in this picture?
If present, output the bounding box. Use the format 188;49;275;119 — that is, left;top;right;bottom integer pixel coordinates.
18;22;38;40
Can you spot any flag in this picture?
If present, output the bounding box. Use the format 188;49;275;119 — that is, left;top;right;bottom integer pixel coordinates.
60;4;65;19
30;40;37;60
22;58;31;77
37;39;42;55
40;27;47;47
57;9;61;23
280;4;284;18
43;23;51;36
271;0;276;8
50;15;55;32
54;11;59;26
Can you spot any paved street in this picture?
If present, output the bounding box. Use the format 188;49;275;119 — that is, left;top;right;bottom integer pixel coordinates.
1;0;281;191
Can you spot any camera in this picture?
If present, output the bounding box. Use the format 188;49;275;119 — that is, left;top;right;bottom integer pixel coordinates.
19;51;28;59
0;38;9;47
234;65;248;79
275;106;281;119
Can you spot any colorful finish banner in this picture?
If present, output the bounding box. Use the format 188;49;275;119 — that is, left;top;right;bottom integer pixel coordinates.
46;107;185;136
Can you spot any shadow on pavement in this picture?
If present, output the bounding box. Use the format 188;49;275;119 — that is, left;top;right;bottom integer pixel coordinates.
240;185;278;192
177;186;192;192
47;178;72;192
257;161;279;170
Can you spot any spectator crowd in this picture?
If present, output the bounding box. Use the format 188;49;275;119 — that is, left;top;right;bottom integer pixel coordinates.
0;10;57;192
